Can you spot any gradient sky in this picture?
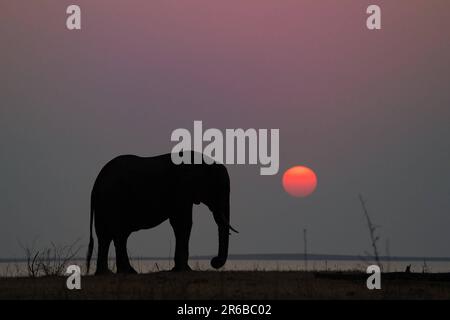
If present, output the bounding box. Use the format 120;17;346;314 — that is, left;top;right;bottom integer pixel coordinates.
1;1;450;259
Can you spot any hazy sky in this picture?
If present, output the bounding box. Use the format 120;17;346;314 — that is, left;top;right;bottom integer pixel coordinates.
1;1;450;259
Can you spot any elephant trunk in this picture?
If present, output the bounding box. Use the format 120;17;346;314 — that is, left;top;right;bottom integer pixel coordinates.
211;201;233;269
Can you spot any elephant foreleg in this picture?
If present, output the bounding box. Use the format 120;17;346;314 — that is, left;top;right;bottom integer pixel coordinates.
114;235;137;274
170;213;193;271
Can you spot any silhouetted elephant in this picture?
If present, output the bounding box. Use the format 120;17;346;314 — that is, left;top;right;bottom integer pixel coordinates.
86;152;237;275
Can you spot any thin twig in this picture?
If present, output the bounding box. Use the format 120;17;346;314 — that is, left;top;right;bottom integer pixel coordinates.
358;194;382;270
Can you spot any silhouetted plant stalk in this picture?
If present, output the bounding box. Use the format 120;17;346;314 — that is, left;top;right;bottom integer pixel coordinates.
303;228;308;271
385;238;391;272
20;240;81;277
358;194;382;270
422;260;429;273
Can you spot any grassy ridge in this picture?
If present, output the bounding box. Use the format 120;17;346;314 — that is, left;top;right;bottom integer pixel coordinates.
1;271;450;300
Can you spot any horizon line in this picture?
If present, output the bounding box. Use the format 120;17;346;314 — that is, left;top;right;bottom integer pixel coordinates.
1;252;450;263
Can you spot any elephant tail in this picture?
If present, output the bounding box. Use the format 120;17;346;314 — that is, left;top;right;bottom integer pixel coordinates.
86;193;95;275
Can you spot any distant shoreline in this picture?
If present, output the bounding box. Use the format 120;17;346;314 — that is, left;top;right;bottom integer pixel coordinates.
2;253;450;263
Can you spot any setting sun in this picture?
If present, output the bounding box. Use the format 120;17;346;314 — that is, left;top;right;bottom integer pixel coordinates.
282;166;318;197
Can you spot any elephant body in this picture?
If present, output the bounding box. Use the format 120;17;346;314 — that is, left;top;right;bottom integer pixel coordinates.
86;152;233;275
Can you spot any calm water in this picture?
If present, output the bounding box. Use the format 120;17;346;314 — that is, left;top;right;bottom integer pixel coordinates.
1;259;450;277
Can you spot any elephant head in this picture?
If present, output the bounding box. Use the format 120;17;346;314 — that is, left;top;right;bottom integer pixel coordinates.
186;153;238;269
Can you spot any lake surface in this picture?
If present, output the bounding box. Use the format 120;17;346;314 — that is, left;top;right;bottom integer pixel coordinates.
1;259;450;277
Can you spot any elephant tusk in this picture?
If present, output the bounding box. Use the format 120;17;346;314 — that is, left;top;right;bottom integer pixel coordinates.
218;212;238;234
229;225;239;234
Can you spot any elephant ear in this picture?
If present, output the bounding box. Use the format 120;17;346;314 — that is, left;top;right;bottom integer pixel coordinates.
180;163;203;205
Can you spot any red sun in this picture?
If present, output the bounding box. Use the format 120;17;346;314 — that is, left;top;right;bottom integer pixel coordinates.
282;166;318;197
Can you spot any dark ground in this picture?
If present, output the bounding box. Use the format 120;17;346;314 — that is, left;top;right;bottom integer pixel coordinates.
1;271;450;300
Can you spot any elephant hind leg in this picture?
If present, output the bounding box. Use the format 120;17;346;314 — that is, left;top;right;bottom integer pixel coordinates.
114;236;137;274
95;235;113;275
